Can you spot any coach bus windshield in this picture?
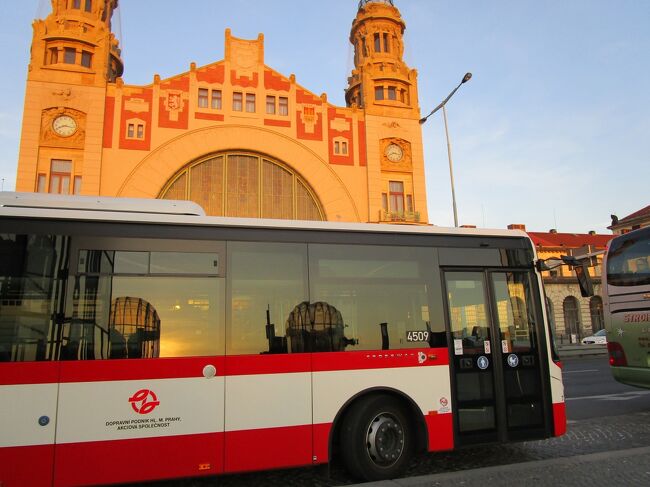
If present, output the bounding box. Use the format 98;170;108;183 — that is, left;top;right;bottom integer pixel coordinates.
606;227;650;287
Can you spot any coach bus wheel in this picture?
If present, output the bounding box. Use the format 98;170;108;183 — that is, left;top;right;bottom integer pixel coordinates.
340;395;413;481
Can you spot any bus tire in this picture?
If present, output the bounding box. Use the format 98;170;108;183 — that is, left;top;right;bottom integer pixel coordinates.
340;395;413;481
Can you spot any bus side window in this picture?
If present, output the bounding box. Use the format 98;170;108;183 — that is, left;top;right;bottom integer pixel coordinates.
227;242;308;355
307;244;446;351
0;234;69;362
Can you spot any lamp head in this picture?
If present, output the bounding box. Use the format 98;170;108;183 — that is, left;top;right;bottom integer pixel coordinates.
462;72;472;83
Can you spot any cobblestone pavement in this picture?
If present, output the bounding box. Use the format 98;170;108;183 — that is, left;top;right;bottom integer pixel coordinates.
130;411;650;487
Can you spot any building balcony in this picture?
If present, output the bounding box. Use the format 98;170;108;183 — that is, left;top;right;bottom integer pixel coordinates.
379;209;420;223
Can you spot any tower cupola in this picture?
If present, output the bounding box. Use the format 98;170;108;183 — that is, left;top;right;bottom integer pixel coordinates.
30;0;123;85
346;0;418;117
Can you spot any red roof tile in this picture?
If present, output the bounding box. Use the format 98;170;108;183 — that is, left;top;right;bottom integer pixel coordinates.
618;204;650;224
527;232;612;249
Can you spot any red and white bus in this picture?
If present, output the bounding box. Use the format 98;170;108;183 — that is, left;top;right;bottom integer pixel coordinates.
0;192;565;486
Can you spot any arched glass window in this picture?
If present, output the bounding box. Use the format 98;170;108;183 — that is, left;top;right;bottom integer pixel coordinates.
563;296;582;341
589;296;604;333
159;152;324;221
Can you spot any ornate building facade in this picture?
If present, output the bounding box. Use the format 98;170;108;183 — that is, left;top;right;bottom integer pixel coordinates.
16;0;428;224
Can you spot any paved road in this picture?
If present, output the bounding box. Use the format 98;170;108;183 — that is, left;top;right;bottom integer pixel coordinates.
563;355;650;420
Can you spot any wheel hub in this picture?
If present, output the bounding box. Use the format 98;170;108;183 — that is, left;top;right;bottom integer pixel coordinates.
366;413;404;466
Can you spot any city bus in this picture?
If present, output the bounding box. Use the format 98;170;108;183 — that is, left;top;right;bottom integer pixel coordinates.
0;192;565;486
602;226;650;389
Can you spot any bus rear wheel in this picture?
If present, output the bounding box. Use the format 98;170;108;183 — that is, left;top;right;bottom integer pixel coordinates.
340;395;413;481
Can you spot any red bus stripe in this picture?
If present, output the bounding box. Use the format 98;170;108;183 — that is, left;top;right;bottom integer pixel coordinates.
0;361;59;385
0;444;54;486
553;401;567;436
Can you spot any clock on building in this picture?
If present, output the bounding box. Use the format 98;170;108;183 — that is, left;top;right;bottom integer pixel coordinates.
385;143;403;162
52;114;77;137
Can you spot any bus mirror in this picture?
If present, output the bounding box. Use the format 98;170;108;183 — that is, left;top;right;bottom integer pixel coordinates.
574;261;594;297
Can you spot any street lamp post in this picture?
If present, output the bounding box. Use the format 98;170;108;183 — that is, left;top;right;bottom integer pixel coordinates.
420;72;472;227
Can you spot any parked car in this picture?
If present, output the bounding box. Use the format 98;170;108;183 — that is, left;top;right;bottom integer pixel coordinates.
582;329;607;345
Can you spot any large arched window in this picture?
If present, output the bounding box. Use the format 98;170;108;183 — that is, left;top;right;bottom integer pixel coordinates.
589;296;604;333
159;152;324;221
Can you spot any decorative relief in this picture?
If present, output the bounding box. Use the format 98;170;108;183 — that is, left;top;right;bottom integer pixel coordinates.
52;88;74;101
40;107;86;149
124;98;150;113
300;105;319;134
230;39;259;77
382;121;401;128
163;90;185;122
329;117;351;132
380;138;412;172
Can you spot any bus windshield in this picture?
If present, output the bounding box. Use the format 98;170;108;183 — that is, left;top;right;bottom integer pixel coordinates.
606;226;650;287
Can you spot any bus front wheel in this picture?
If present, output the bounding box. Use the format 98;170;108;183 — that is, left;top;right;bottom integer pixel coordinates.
340;395;413;481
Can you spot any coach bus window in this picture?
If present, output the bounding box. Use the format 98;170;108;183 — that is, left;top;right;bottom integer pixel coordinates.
66;249;224;359
0;234;69;362
227;242;308;355
308;244;445;351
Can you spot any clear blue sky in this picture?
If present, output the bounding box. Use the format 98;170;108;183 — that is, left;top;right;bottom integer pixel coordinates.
1;0;648;233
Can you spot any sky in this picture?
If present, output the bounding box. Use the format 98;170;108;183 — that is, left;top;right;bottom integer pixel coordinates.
1;0;648;234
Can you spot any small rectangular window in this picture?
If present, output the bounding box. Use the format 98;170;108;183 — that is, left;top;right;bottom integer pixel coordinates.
85;0;92;12
73;0;81;8
80;51;92;68
233;92;243;111
64;48;76;64
127;123;134;138
73;175;82;195
150;252;220;275
387;86;397;100
211;90;222;109
51;159;72;173
381;193;388;211
375;86;384;101
406;194;413;212
266;95;276;114
49;48;58;64
374;33;381;53
198;88;209;108
246;93;256;113
342;141;348;155
383;33;390;53
362;36;368;57
279;97;289;116
137;124;144;139
334;141;340;154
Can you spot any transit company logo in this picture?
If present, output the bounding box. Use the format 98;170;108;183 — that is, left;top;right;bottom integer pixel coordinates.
129;389;160;415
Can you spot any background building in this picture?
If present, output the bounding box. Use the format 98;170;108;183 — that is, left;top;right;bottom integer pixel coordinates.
609;205;650;235
16;0;429;224
513;224;612;342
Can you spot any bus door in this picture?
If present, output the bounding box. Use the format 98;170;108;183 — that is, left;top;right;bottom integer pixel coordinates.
52;237;226;486
444;270;546;445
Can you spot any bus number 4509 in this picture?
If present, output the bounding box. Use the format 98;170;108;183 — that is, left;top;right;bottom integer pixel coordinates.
406;330;430;342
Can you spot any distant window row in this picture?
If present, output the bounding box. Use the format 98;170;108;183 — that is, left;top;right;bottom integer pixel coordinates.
197;89;288;116
70;0;92;12
46;46;93;69
35;159;81;195
0;236;447;361
375;85;409;103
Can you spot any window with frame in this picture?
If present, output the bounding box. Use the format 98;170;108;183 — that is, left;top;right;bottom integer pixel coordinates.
233;92;243;111
211;90;222;109
387;86;397;100
389;181;405;214
85;0;92;12
246;93;256;113
279;97;289;116
383;33;390;53
49;159;72;194
64;48;76;64
73;176;82;195
81;51;92;68
137;124;144;139
37;174;47;193
49;47;58;64
198;88;209;108
266;95;276;114
72;0;81;8
375;86;384;101
374;33;381;52
127;123;135;138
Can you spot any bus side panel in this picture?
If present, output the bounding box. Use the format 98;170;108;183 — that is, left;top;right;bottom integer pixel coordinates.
53;357;225;487
223;354;313;473
0;363;59;487
312;348;453;457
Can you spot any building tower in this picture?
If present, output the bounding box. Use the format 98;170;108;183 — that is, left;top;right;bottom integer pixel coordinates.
346;0;427;223
16;0;123;195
